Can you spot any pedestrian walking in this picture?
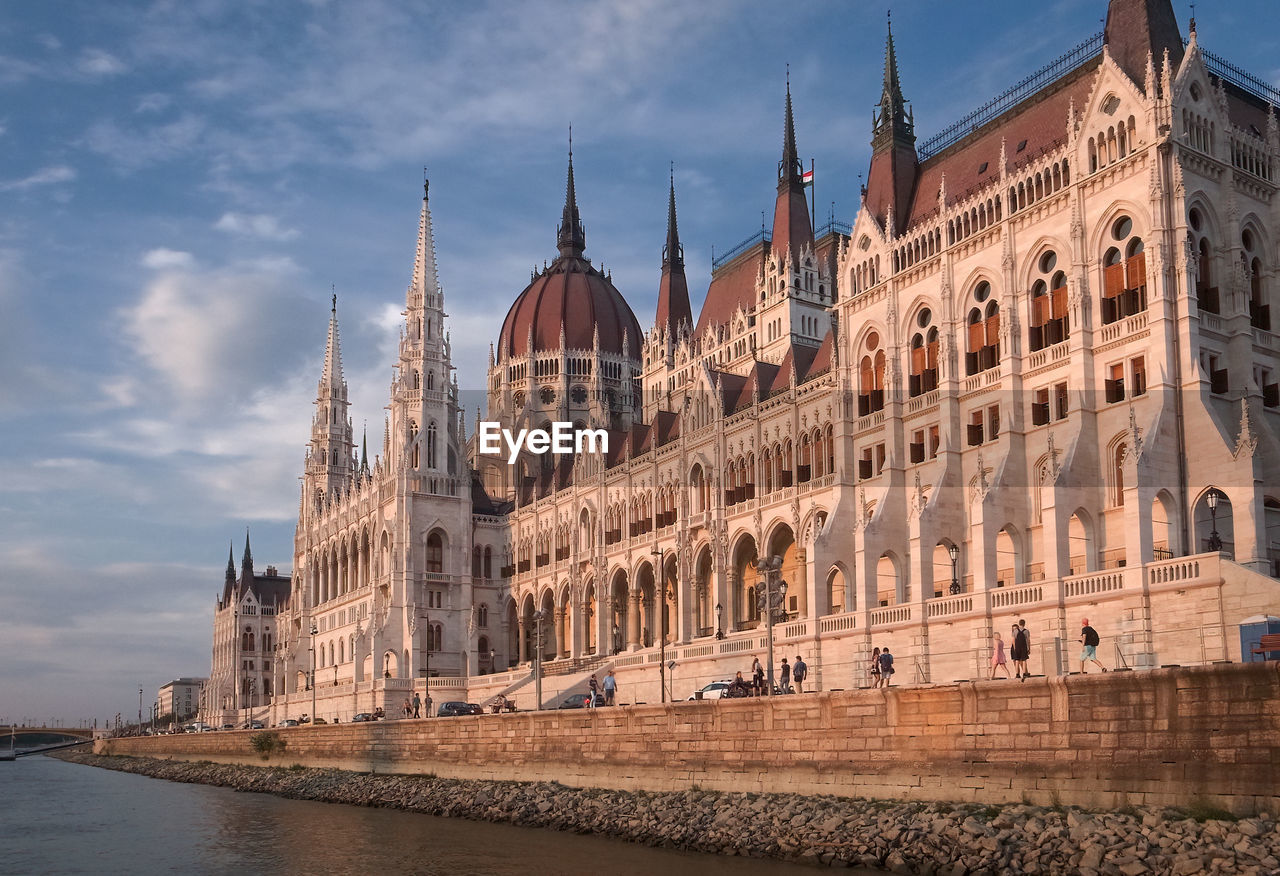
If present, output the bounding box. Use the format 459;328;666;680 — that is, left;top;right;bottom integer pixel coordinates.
603;670;617;706
402;697;412;718
780;657;791;694
752;657;765;697
792;655;808;693
424;693;433;717
1079;618;1107;673
989;631;1010;679
588;673;599;707
1011;621;1030;680
412;692;421;718
878;646;895;686
869;647;882;688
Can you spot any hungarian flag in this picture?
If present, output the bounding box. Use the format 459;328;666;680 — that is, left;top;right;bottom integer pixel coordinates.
801;169;814;186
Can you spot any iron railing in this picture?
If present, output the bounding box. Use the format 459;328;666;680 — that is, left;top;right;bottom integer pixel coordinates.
917;32;1103;161
1198;46;1280;107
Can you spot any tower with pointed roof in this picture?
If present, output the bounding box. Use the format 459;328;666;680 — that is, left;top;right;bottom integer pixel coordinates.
864;18;918;236
303;295;355;509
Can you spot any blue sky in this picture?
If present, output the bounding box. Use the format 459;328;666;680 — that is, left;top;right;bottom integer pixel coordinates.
1;0;1276;723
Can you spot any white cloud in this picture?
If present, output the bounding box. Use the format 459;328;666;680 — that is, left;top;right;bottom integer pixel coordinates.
140;248;195;270
0;164;76;190
84;113;206;170
214;211;299;242
135;92;171;113
77;48;127;77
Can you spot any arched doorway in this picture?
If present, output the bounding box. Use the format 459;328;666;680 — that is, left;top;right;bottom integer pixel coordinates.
933;540;961;596
1152;491;1178;558
875;554;898;606
1067;510;1095;574
582;580;597;655
731;534;759;630
826;566;847;613
766;524;802;617
609;569;629;654
694;545;713;635
995;526;1021;586
636;562;655;647
1194;489;1234;556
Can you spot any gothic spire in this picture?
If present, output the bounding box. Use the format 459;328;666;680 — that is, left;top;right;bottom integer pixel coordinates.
1103;0;1184;90
360;424;368;472
873;15;914;153
656;166;692;335
321;293;345;391
865;14;919;236
779;69;802;185
411;175;440;301
225;541;235;584
662;165;683;271
556;129;587;258
771;72;814;267
240;528;253;581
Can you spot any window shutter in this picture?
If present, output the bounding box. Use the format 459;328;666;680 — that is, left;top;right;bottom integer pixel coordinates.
1103;263;1125;299
968;321;986;352
1125;251;1146;289
1051;284;1068;319
985;312;1001;347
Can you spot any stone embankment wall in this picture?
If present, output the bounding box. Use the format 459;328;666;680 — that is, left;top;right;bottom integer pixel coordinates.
99;663;1280;813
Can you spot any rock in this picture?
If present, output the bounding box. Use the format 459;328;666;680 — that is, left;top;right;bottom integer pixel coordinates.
1080;845;1105;870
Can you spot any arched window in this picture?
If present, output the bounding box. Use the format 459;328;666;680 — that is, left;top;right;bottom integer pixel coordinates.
857;331;885;415
409;420;419;469
427;423;438;469
478;604;489;627
427;371;435;390
1101;216;1146;324
483;546;492;579
472;546;482;578
426;531;443;573
1113;441;1128;507
908;308;939;397
1028;251;1069;351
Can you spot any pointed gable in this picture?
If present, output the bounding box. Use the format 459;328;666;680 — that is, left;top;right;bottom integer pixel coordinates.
1104;0;1183;89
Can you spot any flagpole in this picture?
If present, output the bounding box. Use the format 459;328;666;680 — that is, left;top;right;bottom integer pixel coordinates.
810;158;816;233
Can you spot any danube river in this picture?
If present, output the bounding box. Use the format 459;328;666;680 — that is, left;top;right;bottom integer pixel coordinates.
2;755;850;874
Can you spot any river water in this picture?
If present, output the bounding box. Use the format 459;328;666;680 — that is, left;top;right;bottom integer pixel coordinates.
1;755;850;875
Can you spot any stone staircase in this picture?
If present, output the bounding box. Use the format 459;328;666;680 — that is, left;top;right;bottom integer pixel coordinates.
538;658;615;709
478;672;534;709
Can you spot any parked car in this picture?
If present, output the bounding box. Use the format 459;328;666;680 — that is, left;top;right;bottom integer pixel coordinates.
437;702;483;717
556;693;605;709
186;722;213;733
351;713;373;722
277;719;299;727
218;723;235;731
686;681;737;701
242;720;265;730
312;717;327;725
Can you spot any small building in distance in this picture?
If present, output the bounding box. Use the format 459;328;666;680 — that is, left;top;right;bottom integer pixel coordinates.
200;533;289;728
157;677;205;725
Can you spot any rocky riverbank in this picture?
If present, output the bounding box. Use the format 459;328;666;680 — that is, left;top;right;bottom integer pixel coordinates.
50;749;1280;874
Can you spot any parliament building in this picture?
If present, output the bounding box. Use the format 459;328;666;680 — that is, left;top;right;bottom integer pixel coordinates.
242;0;1280;724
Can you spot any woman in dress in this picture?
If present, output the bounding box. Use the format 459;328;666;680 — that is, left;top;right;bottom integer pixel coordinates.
989;632;1010;679
870;647;882;688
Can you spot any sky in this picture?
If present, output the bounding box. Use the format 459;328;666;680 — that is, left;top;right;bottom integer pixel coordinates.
1;0;1276;725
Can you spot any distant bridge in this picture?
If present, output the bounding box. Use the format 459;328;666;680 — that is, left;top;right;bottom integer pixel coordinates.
1;726;94;758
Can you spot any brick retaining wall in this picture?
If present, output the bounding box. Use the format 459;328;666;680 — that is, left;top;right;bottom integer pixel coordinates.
99;663;1280;813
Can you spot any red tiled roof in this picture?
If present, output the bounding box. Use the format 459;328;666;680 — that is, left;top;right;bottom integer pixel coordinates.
904;58;1100;229
497;254;642;361
695;241;764;336
803;330;834;380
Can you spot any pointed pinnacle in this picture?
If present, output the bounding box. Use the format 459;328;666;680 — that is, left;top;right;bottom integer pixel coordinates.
664;164;682;269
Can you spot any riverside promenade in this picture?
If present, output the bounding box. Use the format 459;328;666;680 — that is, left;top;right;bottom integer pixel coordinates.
99;663;1280;814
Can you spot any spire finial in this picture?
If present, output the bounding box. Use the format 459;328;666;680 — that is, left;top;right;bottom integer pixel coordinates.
557;127;586;257
780;66;800;183
331;284;336;314
663;162;682;270
422;166;429;200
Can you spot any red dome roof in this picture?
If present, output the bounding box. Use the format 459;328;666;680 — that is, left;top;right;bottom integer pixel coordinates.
497;254;641;361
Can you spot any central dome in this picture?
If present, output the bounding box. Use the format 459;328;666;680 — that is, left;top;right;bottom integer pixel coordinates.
497;255;641;360
496;148;641;362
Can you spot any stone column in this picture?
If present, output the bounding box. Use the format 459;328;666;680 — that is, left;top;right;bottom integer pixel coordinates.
517;618;528;664
628;589;642;650
557;605;569;659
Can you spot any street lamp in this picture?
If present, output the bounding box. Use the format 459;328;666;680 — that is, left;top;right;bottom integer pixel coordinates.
309;623;318;724
138;687;143;735
532;609;546;710
488;649;495;675
1207;489;1223;551
755;556;785;695
652;549;674;703
948;544;961;595
715;602;724;640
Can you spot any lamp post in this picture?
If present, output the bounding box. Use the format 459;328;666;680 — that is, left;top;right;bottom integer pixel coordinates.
488;649;495;675
715;602;724;640
533;609;545;710
1207;489;1223;551
948;544;961;595
651;549;673;703
138;687;143;734
309;623;318;724
755;556;785;695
